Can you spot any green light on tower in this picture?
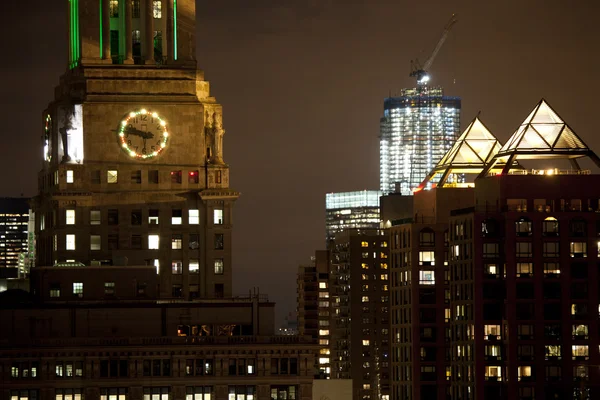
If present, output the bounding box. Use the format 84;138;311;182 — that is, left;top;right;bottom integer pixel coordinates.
69;0;80;69
173;0;178;60
99;0;103;57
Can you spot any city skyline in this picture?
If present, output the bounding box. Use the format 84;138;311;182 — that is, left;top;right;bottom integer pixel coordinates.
2;0;600;321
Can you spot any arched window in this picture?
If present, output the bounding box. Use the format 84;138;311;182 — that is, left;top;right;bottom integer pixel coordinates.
543;217;559;236
515;217;533;237
419;228;435;247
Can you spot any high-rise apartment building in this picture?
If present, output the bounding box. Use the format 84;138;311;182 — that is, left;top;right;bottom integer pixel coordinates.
298;231;390;400
32;0;237;300
390;100;600;400
379;87;461;195
0;198;30;269
325;191;382;243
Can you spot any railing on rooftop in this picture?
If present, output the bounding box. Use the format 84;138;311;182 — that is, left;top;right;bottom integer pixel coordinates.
490;168;592;176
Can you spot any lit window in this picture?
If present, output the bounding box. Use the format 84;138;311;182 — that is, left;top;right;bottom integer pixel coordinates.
362;384;371;390
189;260;199;274
543;217;559;236
419;251;435;266
110;0;119;17
381;262;388;269
484;366;502;381
517;366;532;381
570;242;587;258
189;209;199;224
171;209;182;225
90;210;101;225
419;270;435;285
544;262;560;276
73;282;83;296
361;263;369;269
153;259;160;274
90;235;101;250
319;330;329;336
380;274;388;280
572;345;589;359
319;282;327;289
148;209;159;224
544;345;561;360
214;259;224;275
484;264;498;276
361;296;369;303
214;209;223;224
381;241;388;247
66;209;75;225
319;339;329;345
131;0;140;17
172;261;182;275
362;340;370;346
362;274;368;280
66;170;74;183
484;325;501;339
66;234;76;250
107;170;118;183
153;0;162;18
572;324;588;339
171;234;182;249
318;357;329;365
543;242;559;257
361;241;369;247
148;234;159;249
319;292;329;298
516;242;532;257
483;243;499;258
516;262;532;277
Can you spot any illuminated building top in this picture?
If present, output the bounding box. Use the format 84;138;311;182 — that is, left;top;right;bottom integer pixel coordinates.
325;190;382;243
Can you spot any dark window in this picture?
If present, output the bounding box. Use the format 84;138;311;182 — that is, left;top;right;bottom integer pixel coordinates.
189;234;199;250
131;235;142;249
571;263;588;279
171;170;182;183
131;170;141;184
215;284;224;298
131;210;142;225
543;282;561;299
483;303;503;320
229;359;237;375
419;228;435;246
149;209;159;224
516;303;534;320
482;218;498;237
516;242;532;258
544;305;561;321
570;218;587;237
91;170;101;184
132;0;140;18
516;283;534;299
108;234;119;250
148;170;159;184
544;324;562;339
215;233;224;250
172;285;182;298
571;283;588;299
215;170;222;184
108;209;119;225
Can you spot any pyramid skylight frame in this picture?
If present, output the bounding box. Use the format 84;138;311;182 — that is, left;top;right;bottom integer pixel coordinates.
481;99;600;176
419;116;509;189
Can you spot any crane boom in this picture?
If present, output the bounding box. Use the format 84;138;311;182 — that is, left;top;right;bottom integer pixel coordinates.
410;14;458;86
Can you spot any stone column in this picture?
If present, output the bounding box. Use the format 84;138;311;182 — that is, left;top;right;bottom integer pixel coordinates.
144;0;154;63
102;0;111;60
125;0;133;63
166;0;174;62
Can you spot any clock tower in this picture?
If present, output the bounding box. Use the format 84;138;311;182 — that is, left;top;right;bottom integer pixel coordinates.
33;0;238;299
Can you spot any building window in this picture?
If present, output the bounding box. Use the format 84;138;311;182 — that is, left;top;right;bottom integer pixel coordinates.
419;270;435;285
66;234;76;250
214;233;224;250
92;170;101;184
545;345;561;360
419;251;435;266
131;170;142;184
228;387;255;400
131;235;142;249
573;324;588;339
108;234;119;250
171;170;182;184
189;234;199;250
517;366;532;381
172;209;182;224
90;235;101;250
189;209;199;224
56;390;82;400
107;170;118;183
66;170;74;183
543;242;560;257
484;325;501;339
570;218;587;237
149;209;159;224
419;228;434;246
270;386;297;400
572;345;589;360
484;366;502;381
50;284;61;298
214;259;224;275
516;262;532;277
185;387;212;400
90;210;101;225
105;282;115;295
66;209;76;225
148;234;159;249
189;260;199;274
515;218;532;236
11;391;39;400
143;387;169;400
148;170;159;184
172;285;182;297
109;0;119;17
132;0;140;18
131;209;142;225
543;217;559;236
108;209;119;225
544;262;560;276
545;366;561;381
570;242;587;258
172;234;182;249
153;0;162;18
483;243;499;258
73;282;83;297
188;171;199;184
172;261;182;275
516;242;532;258
214;209;223;224
484;263;498;277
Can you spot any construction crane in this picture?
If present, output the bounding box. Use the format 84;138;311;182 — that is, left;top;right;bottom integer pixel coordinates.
409;14;458;86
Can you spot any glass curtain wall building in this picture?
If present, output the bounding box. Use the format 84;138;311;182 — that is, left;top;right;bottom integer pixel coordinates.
325;191;382;243
0;198;30;269
380;87;461;195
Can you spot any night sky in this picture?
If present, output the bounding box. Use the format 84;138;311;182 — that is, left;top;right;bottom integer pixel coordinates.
2;0;600;323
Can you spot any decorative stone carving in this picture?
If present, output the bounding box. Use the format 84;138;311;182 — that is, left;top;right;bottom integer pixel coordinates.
59;105;73;162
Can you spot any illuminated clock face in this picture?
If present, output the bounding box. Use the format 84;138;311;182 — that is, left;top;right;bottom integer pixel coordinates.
117;109;169;159
44;114;52;162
